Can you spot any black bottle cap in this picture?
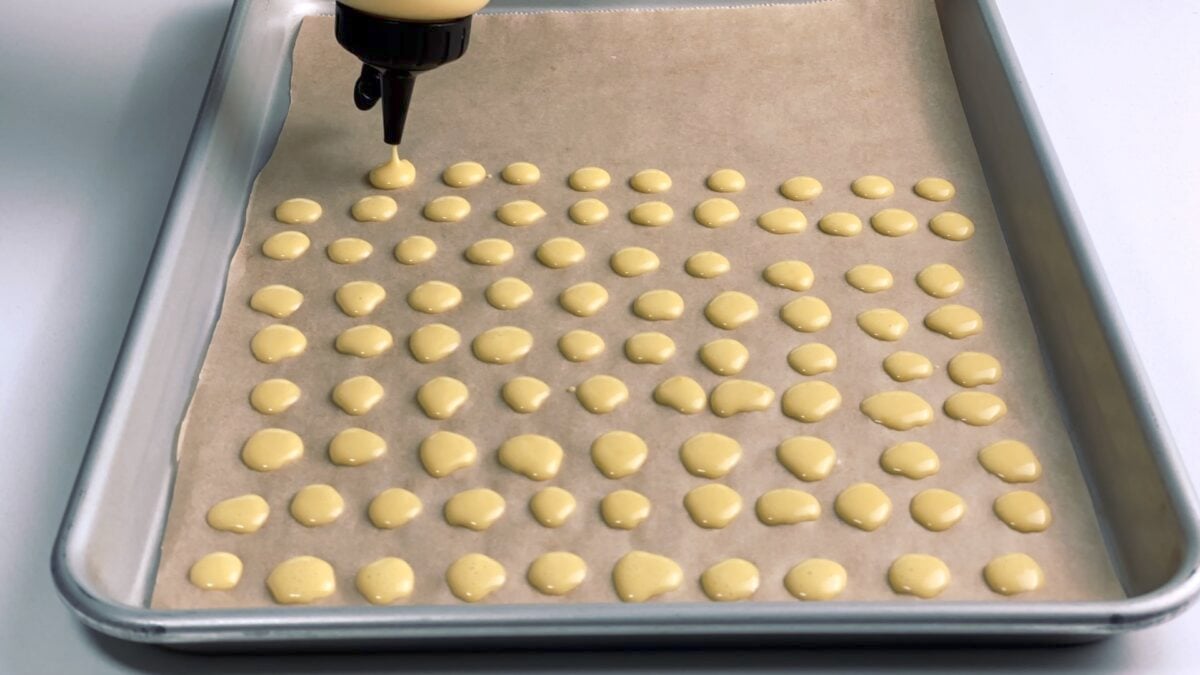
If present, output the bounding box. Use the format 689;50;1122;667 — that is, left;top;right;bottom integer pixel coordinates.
335;2;473;145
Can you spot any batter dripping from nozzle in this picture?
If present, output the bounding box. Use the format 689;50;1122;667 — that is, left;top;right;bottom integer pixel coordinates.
335;1;491;171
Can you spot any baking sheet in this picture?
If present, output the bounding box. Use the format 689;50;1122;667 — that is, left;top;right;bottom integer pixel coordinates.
151;0;1122;608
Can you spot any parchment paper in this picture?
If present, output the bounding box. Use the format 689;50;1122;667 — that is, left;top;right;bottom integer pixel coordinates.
151;0;1123;608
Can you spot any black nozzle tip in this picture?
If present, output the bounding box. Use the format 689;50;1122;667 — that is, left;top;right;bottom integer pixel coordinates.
335;3;474;147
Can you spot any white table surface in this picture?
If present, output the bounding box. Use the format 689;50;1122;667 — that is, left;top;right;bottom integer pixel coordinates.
2;0;1198;672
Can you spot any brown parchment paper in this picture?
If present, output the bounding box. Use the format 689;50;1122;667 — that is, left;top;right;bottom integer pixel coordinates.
151;0;1123;608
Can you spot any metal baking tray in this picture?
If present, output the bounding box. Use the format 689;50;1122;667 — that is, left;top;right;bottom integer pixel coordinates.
52;0;1200;649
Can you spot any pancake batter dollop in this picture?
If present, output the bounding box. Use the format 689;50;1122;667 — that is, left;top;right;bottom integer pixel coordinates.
947;351;1002;387
780;296;832;332
331;375;384;415
485;277;533;310
625;332;675;364
781;381;842;422
817;212;862;237
888;554;950;598
693;198;739;228
498;433;563;480
880;442;940;479
683;483;743;528
762;260;814;291
705;291;759;329
529;487;576;527
851;175;894;199
680;432;742;478
501;161;540;185
501;376;551;413
528;552;587;596
558;329;604;362
569;166;611;192
442;161;486;187
909;488;966;531
784;559;846;601
496;199;546;227
351;195;398;222
250;284;303;318
395;235;437;265
844;264;893;292
700;559;759;601
757;207;807;234
755;489;820;525
629;201;674;227
206;494;269;534
416;376;469;419
335;324;393;357
262;231;310;260
978;440;1042;483
289;484;344;527
465;238;514;265
356;557;415;605
710;380;775;417
653;376;706;414
612;551;682;602
929;212;975;241
610;247;660;277
536;237;585;268
327;237;372;264
444;488;506;531
446;553;506;602
368;488;422;529
630;169;672;194
335;281;386;317
423;195;471;222
267;556;336;605
189;552;243;591
834;482;892;531
916;263;964;298
776;436;836;481
633;289;684;321
860;391;934;430
274;197;322;224
408;323;460;362
787;343;837;375
569;198;609;225
983;553;1044;595
419;430;477;477
408;280;462;314
914;177;956;202
560;282;609;316
706;169;746;193
600;489;651;530
779;176;822;201
367;146;415;189
699;338;749;375
575;374;629;414
241;428;303;471
882;351;933;381
685;251;731;279
590;431;648;479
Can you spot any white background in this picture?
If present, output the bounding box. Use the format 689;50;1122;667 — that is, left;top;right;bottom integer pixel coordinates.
1;0;1198;672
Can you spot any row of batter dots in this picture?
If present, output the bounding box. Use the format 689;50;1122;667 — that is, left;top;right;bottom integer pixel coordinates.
186;548;1044;604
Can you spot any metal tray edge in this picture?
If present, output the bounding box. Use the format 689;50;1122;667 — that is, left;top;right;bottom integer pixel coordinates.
49;0;1200;646
954;0;1200;621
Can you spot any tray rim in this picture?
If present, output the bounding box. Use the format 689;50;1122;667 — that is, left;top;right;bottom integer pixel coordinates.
50;0;1200;646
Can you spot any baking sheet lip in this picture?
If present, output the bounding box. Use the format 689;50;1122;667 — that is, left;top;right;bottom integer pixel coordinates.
49;0;1200;645
974;0;1200;597
48;581;1200;647
48;0;250;628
